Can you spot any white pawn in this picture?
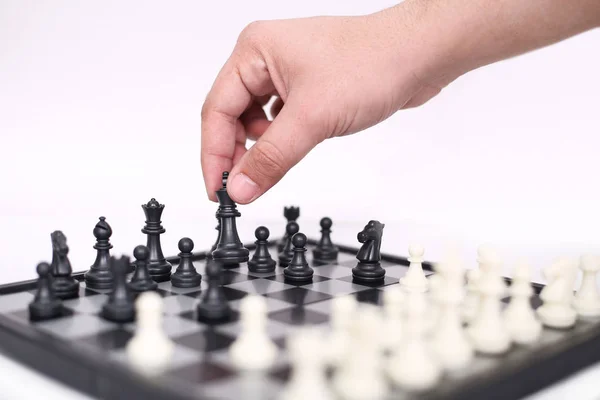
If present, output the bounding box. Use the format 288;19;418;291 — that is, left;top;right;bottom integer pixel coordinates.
463;245;503;323
327;295;358;366
279;327;334;400
229;295;278;370
126;291;174;376
381;287;404;351
537;257;578;328
386;290;441;391
504;261;542;345
573;254;600;317
400;244;429;293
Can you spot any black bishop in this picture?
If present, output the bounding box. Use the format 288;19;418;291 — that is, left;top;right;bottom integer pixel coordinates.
85;216;114;290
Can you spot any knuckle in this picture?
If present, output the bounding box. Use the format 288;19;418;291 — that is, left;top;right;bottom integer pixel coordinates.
248;139;287;182
237;20;267;46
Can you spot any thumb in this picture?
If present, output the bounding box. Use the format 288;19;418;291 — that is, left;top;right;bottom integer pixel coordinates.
227;99;325;204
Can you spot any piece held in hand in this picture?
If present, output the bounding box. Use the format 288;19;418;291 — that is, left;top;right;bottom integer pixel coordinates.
142;198;172;282
85;216;114;290
128;245;158;293
278;221;299;268
101;255;136;323
50;231;79;299
312;217;338;265
248;226;276;273
171;237;202;288
352;220;386;284
284;233;314;282
278;206;300;252
196;259;232;321
29;262;63;321
211;172;249;268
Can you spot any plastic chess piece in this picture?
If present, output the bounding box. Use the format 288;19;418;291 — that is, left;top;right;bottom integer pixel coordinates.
352;220;386;284
101;256;136;323
537;257;578;328
399;244;429;293
381;287;404;351
211;172;250;268
29;262;63;321
278;206;300;253
248;226;276;273
142;198;172;282
171;238;202;288
284;233;314;282
573;254;600;317
503;261;542;344
196;259;232;321
327;295;358;366
207;219;220;260
128;245;158;293
49;230;79;300
278;221;299;268
312;217;338;265
85;216;114;290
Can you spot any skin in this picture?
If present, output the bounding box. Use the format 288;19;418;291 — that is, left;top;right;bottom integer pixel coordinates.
201;0;600;204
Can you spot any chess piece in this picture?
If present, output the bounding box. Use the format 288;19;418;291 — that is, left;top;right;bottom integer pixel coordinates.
284;233;314;282
49;231;79;299
196;259;231;321
85;216;114;290
128;245;158;293
207;219;220;259
537;257;578;328
171;238;202;288
312;217;338;265
278;221;299;268
327;295;358;366
229;295;278;370
462;244;502;323
29;262;63;321
126;291;174;376
278;206;300;252
211;172;249;268
400;244;428;293
382;286;404;351
248;226;276;273
573;254;600;317
101;256;136;323
352;220;386;284
142;198;172;282
504;261;542;344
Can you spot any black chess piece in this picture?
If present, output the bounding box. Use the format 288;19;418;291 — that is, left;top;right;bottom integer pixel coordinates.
352;220;386;284
278;206;300;252
85;216;114;290
284;233;314;282
207;219;221;260
211;172;249;268
171;237;202;288
312;217;339;265
101;255;135;323
49;231;80;299
128;245;158;293
248;226;276;273
278;221;299;268
142;198;172;282
29;262;63;321
196;259;231;321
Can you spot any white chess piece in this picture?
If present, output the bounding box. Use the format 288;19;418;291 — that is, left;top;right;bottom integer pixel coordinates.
503;261;542;345
573;254;600;317
537;257;578;328
279;327;335;400
463;244;503;324
126;291;174;375
386;290;441;391
327;295;357;366
229;295;278;370
400;244;429;293
381;287;404;351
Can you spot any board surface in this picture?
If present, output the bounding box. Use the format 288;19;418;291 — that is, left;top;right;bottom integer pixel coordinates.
1;240;600;400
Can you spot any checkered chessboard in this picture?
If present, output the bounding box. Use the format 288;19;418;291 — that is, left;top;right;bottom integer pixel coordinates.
1;244;600;400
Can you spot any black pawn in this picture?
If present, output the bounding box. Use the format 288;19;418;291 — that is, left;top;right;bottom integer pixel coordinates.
29;262;63;321
171;238;202;288
248;226;276;273
142;198;172;282
278;206;300;252
207;220;221;260
313;217;339;265
50;230;79;300
128;245;158;293
278;221;299;268
101;256;135;323
284;233;314;282
196;259;231;321
85;217;114;290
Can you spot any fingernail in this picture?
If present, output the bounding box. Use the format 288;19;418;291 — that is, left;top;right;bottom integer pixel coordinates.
229;173;260;203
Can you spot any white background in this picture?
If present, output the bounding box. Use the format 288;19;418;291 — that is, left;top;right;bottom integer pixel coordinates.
0;0;599;286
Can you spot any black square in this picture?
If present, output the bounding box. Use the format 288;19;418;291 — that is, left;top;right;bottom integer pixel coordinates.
264;287;332;306
266;273;330;287
354;288;385;305
182;287;248;302
168;360;235;385
174;329;236;353
76;328;133;351
337;275;399;288
268;307;329;326
221;270;258;285
180;309;240;326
